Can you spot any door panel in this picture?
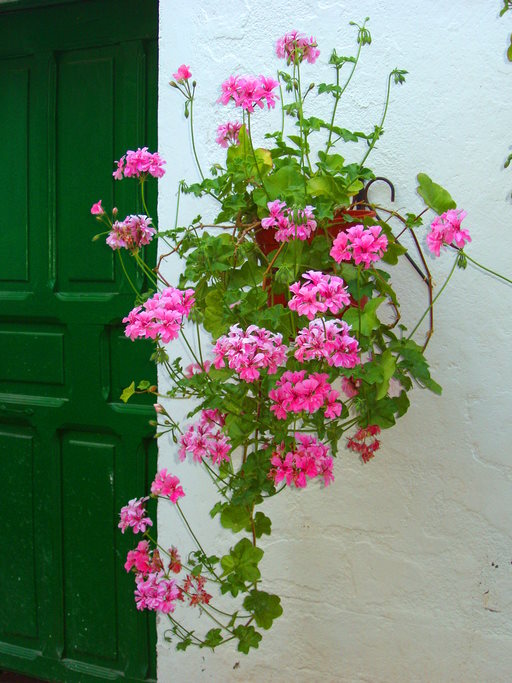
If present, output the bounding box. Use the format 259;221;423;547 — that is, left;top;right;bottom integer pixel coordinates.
0;2;158;681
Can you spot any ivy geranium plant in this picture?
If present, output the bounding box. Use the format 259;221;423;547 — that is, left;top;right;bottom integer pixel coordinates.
91;22;511;654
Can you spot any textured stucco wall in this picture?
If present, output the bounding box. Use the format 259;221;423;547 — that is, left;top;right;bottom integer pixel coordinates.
157;2;512;681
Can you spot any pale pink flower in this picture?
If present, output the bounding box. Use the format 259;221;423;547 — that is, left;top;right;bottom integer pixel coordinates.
293;319;360;368
213;324;287;382
184;361;212;378
151;469;185;503
341;376;360;398
216;121;242;147
276;30;320;65
106;214;156;251
173;64;191;82
179;410;230;466
118;497;153;534
260;200;317;242
90;200;104;215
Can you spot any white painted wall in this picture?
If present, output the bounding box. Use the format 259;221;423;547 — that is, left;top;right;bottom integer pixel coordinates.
157;2;512;681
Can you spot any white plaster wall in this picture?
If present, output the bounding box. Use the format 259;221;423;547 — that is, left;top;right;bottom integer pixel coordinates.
157;2;512;681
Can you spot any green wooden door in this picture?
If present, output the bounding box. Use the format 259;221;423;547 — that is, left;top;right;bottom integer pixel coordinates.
0;2;158;681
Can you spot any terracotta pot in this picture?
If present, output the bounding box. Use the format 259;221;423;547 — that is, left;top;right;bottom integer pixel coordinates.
255;208;376;308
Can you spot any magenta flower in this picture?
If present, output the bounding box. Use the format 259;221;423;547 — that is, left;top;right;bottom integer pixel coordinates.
106;214;156;251
173;64;191;83
125;540;153;574
123;287;195;343
113;147;166;180
216;121;242;148
151;469;185;503
288;270;351;319
90;200;104;215
270;434;333;489
118;497;153;534
330;224;388;269
219;74;279;113
213;324;287;382
276;30;320;65
426;209;471;257
269;370;342;419
134;571;180;613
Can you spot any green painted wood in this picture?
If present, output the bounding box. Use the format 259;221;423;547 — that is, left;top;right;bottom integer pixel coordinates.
0;2;158;681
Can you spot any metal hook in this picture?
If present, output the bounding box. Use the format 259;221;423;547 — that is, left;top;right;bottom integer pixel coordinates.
363;176;395;204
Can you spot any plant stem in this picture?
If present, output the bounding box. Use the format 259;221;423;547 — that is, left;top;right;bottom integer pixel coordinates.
189;90;205;181
407;255;459;340
326;40;363;152
461;250;512;285
359;71;393;167
118;251;139;295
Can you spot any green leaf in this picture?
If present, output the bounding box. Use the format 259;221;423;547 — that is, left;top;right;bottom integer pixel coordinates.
416;173;456;214
246;511;272;538
233;625;262;654
375;349;396;400
243;590;283;630
120;381;135;403
201;628;223;649
343;296;385;337
220;504;251;532
220;538;264;583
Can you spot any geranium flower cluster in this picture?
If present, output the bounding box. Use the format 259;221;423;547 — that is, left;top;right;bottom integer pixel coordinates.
151;468;185;504
126;540;211;614
219;74;279;112
294;319;360;368
269;434;334;488
216;121;241;147
261;200;317;242
347;425;381;463
426;209;471;257
330;224;388;269
123;287;195;344
113;147;166;180
179;409;231;465
106;214;156;251
288;270;351;319
269;370;342;419
213;324;287;382
125;540;162;574
118;497;153;534
276;30;320;65
183;574;212;607
134;571;180;614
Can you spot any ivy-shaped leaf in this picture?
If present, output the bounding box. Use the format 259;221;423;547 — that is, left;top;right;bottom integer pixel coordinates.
243;590;283;630
416;173;456;214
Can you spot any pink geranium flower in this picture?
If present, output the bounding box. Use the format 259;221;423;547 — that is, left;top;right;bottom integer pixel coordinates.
151;469;185;503
330;224;388;269
288;271;351;319
276;30;320;65
113;147;166;180
219;74;279;113
118;497;153;534
90;200;104;215
173;64;191;82
426;209;471;256
216;121;242;147
269;434;333;488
